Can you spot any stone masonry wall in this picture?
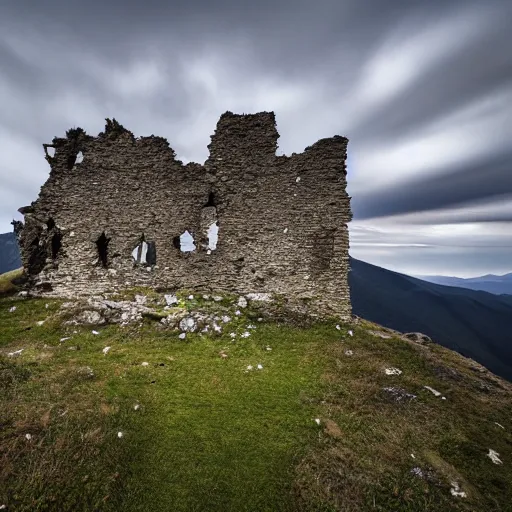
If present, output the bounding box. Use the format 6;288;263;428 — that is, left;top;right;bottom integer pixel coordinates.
18;112;352;320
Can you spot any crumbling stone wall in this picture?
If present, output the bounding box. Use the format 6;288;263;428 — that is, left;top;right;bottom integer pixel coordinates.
18;112;352;319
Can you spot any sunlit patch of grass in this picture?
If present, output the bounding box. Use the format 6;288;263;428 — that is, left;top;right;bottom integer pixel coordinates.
0;268;23;295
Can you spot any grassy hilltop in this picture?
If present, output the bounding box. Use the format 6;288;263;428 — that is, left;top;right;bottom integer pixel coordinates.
1;271;511;511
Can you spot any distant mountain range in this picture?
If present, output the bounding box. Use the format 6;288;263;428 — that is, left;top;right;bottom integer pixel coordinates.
0;232;21;274
414;272;512;296
349;257;512;382
1;231;511;381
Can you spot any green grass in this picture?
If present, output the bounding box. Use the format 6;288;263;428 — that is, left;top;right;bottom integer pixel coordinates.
1;292;512;511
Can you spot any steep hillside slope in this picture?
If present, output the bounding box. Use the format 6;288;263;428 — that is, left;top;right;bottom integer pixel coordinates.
349;257;512;382
0;232;21;275
1;290;511;511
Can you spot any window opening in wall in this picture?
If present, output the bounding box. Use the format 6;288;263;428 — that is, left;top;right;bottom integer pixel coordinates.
51;233;63;259
132;241;148;264
201;191;219;253
205;192;217;207
173;231;196;252
96;232;110;268
207;222;218;251
75;151;84;164
132;238;157;265
47;218;55;230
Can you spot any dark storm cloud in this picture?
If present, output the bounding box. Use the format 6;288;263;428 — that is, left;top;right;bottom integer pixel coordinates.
1;0;511;275
351;148;512;220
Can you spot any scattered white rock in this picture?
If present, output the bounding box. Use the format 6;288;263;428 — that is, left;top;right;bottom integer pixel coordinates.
314;418;321;425
495;422;505;429
235;310;241;316
296;176;301;183
164;294;178;306
25;433;32;441
9;306;16;313
188;295;194;300
203;294;210;300
283;228;288;234
92;330;100;335
45;304;49;309
213;296;223;302
36;320;45;326
0;504;6;509
450;482;467;498
213;323;222;333
335;325;341;330
230;333;236;338
141;362;149;367
241;331;251;338
411;454;416;459
424;386;442;397
60;337;70;342
102;346;111;355
266;346;272;351
410;467;424;478
222;315;231;323
206;249;212;255
348;330;353;336
8;349;24;357
385;368;402;376
247;324;256;329
345;350;353;356
257;364;263;370
178;333;186;340
117;432;123;438
134;404;141;411
237;296;248;308
179;317;197;332
258;317;263;322
19;291;28;297
488;449;503;465
246;293;272;302
247;365;253;371
135;295;147;305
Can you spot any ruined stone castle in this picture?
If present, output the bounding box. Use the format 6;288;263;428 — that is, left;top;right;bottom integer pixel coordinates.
18;112;352;319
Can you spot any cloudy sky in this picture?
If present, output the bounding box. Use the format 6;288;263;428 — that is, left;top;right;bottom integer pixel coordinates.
1;0;511;277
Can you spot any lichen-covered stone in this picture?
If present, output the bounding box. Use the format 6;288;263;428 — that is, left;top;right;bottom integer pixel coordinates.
18;112;352;320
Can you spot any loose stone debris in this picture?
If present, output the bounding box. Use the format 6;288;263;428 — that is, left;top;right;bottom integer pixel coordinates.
382;387;417;402
450;482;467;498
9;306;16;313
8;349;24;357
385;367;402;376
102;346;111;355
344;349;353;356
495;422;505;429
117;432;124;439
488;449;503;465
424;386;442;397
178;333;186;340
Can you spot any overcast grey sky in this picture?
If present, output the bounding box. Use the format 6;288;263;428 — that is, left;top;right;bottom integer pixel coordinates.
1;0;511;277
